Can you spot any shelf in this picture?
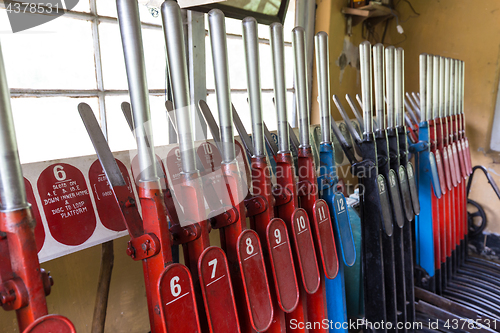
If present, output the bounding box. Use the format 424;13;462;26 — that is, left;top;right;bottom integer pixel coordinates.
342;2;393;27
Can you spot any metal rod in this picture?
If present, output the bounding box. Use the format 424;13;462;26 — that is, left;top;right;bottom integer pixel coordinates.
406;92;421;121
117;0;157;181
449;58;455;118
444;58;450;118
395;48;404;127
0;42;28;211
385;46;395;129
419;54;427;122
405;100;419;126
426;54;433;122
454;59;459;116
208;9;236;163
356;94;363;111
439;56;445;119
432;55;440;120
333;95;362;145
315;31;331;143
242;17;265;157
412;92;420;107
292;26;310;147
346;94;364;132
359;41;373;134
373;43;385;131
161;0;197;173
461;61;465;116
270;22;289;152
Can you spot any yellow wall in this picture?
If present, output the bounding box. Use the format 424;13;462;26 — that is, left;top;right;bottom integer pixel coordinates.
313;0;500;234
375;0;500;234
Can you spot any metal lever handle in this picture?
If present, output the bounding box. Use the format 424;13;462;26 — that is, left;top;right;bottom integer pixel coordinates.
426;54;433;122
161;1;197;174
0;43;28;210
438;56;445;119
346;94;364;132
359;41;373;135
208;9;235;163
332;95;363;147
292;27;310;147
117;0;159;182
405;100;419;126
385;46;395;129
232;103;255;157
373;43;385;131
270;22;289;153
432;54;440;120
315;31;331;143
395;48;405;127
419;53;428;122
242;17;265;157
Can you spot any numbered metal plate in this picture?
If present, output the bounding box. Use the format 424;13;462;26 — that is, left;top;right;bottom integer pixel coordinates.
158;263;201;332
447;146;458;187
388;169;405;228
396;166;414;221
37;163;97;246
464;138;473;175
198;246;239;332
406;163;420;216
442;147;453;191
434;150;446;196
456;140;467;179
376;174;394;237
429;152;442;198
89;159;132;232
290;208;321;294
451;143;462;184
332;193;356;266
312;199;339;279
237;229;273;332
266;218;300;313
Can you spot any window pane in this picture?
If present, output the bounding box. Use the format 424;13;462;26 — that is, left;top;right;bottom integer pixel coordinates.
71;0;91;13
0;11;96;90
223;0;280;16
100;22;166;90
12;97;100;164
97;0;162;25
206;36;248;90
106;95;170;153
282;0;295;43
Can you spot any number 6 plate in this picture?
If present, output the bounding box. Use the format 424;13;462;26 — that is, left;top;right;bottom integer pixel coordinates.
158;263;201;332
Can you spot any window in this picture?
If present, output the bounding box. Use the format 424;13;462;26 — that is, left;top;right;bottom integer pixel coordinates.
0;0;295;164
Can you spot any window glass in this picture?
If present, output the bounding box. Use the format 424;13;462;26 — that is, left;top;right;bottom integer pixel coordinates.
71;0;91;13
206;36;248;90
222;0;280;17
12;97;100;164
100;22;167;90
106;95;170;153
0;12;96;90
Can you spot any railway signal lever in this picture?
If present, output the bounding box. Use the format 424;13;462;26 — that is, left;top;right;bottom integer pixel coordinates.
0;40;76;333
315;31;356;333
201;9;275;332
